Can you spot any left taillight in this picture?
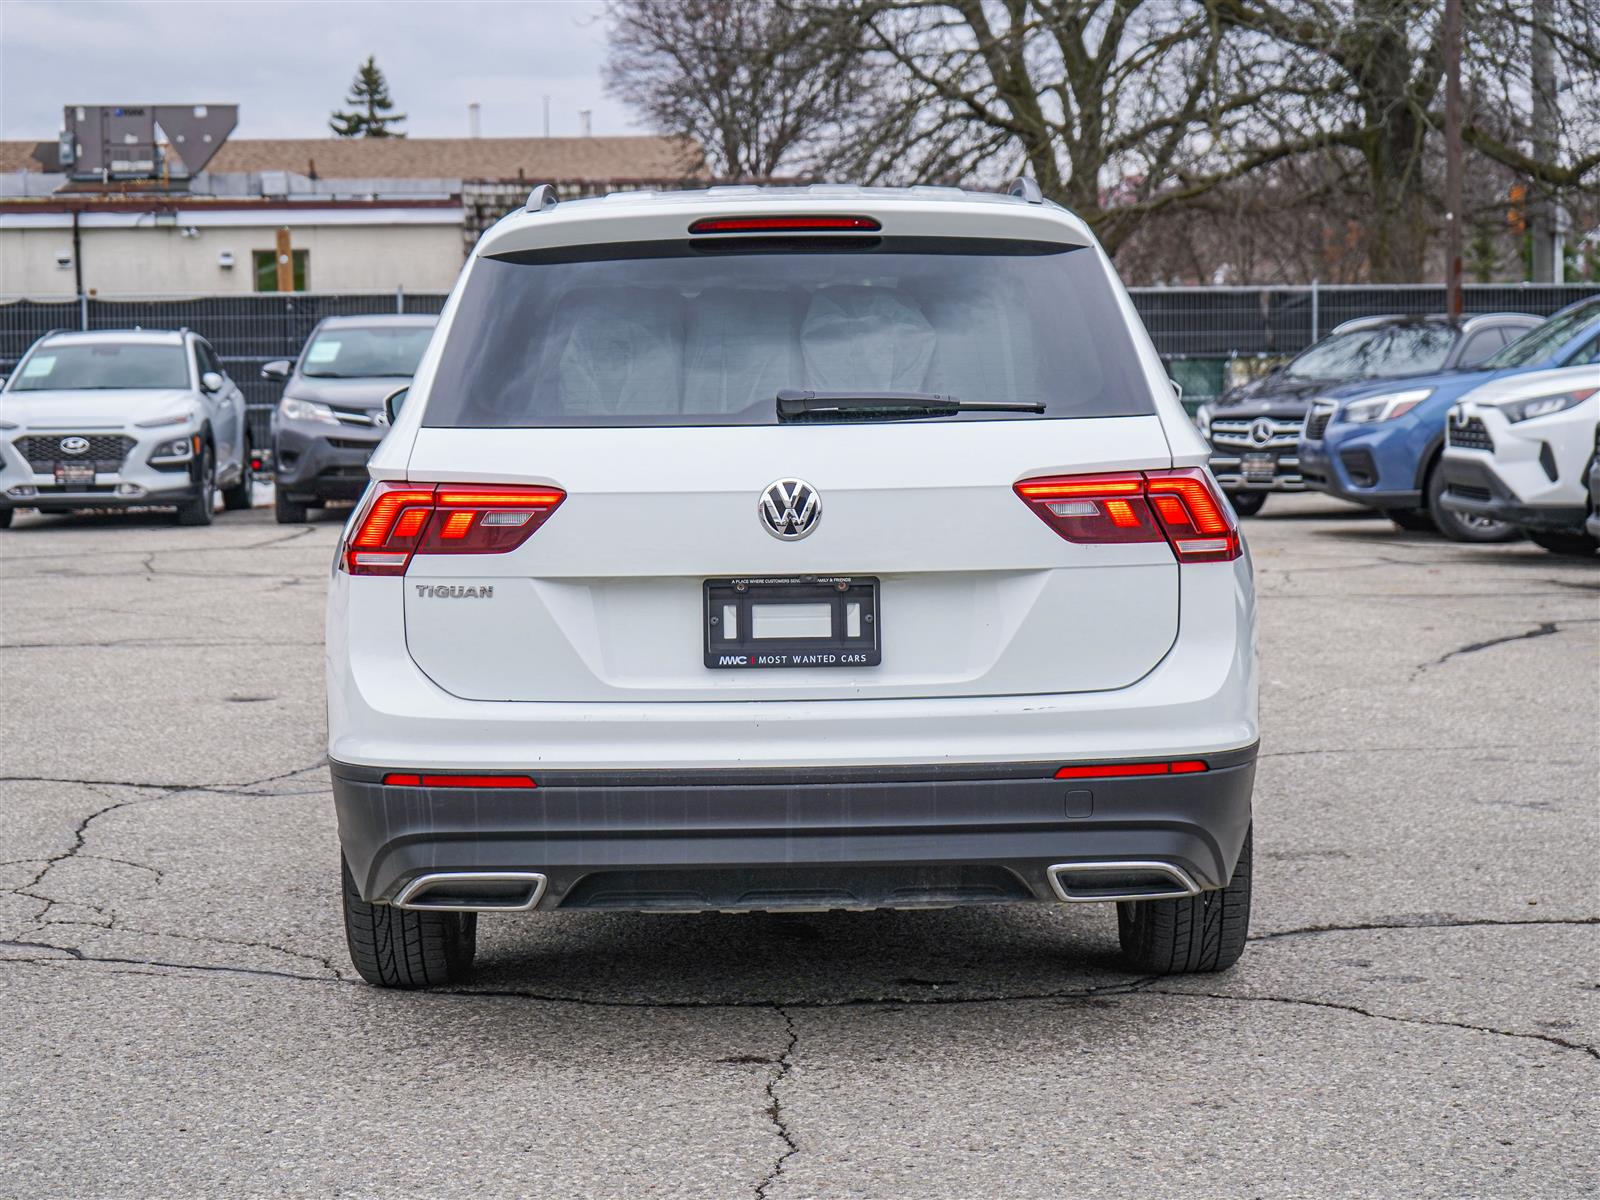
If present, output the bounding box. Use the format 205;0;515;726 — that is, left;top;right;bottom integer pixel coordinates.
1014;467;1240;563
340;481;566;576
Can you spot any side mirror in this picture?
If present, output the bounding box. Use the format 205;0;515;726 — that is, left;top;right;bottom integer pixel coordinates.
383;386;409;425
260;359;292;382
200;370;225;394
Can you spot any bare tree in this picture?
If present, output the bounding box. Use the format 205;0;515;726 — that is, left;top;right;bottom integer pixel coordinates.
605;0;873;179
831;0;1351;256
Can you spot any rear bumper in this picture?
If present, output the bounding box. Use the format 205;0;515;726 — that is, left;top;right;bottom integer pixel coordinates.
334;747;1257;908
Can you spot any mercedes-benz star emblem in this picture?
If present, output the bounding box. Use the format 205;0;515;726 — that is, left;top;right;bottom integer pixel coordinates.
759;478;821;541
1249;418;1275;446
59;436;90;455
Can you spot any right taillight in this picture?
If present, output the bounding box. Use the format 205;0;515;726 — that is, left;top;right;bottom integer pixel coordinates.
341;481;566;576
1015;467;1240;563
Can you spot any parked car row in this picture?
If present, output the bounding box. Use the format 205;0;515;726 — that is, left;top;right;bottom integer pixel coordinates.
1197;295;1600;556
0;315;435;529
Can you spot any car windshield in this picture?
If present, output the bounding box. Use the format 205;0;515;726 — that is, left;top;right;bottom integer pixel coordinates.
1282;324;1456;381
1484;300;1600;368
301;325;434;379
423;237;1154;427
9;342;189;391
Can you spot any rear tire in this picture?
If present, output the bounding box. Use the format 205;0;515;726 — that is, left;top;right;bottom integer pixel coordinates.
342;857;477;988
1386;508;1435;532
175;445;216;526
1225;490;1267;518
1117;827;1252;974
274;488;309;524
1528;529;1599;557
1426;465;1517;543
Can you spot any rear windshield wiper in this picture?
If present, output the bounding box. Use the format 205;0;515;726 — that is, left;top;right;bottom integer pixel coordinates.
776;389;1046;422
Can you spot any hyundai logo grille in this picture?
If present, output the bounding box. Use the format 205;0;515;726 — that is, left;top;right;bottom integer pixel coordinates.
59;436;90;455
759;478;821;540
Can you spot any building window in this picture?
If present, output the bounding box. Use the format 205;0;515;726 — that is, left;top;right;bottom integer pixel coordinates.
253;249;309;292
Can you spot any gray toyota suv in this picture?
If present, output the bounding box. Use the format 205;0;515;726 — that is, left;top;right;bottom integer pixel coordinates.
264;315;436;523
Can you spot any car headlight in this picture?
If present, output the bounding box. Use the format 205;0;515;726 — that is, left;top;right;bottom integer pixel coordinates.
280;397;339;425
153;435;196;459
1495;388;1596;423
1341;388;1434;425
135;412;193;428
149;433;198;464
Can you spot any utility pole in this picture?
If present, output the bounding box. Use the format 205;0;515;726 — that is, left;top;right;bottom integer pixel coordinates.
1529;0;1557;281
1444;0;1463;317
275;226;294;293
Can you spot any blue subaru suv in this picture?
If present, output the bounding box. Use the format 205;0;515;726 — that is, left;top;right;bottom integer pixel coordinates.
1299;296;1600;540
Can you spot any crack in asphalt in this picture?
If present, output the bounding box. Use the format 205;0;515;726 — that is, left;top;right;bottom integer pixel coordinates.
1252;915;1599;942
1;762;326;925
1413;618;1597;678
0;760;327;794
1143;988;1600;1062
4;944;1593;1071
754;1006;799;1200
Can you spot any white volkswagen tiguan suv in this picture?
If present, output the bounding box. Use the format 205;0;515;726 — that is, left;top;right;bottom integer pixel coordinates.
328;183;1259;987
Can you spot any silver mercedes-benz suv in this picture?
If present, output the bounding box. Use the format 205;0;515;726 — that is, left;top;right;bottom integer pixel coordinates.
0;328;252;527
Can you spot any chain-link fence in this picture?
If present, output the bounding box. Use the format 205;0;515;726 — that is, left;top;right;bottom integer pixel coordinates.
3;283;1595;441
0;291;447;448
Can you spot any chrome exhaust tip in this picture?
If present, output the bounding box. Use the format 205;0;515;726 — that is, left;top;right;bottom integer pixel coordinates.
1046;861;1201;903
392;871;547;912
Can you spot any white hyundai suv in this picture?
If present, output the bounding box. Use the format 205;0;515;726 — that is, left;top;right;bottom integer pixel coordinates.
327;182;1259;988
0;328;252;527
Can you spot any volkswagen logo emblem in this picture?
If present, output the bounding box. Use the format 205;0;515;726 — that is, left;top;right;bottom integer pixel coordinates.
759;478;821;541
59;436;90;455
1249;418;1275;446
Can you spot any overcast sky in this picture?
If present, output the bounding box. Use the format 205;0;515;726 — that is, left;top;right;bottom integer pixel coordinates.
0;0;639;142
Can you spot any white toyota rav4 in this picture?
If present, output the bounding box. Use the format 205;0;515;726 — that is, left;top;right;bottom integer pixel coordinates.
327;182;1259;988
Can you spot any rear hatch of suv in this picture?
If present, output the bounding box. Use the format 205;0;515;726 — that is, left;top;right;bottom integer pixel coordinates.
388;219;1182;702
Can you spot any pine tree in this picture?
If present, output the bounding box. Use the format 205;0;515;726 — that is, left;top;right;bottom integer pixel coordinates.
330;56;406;138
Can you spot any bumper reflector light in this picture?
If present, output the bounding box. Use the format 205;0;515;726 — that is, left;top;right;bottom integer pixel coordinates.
1055;760;1208;780
383;773;538;789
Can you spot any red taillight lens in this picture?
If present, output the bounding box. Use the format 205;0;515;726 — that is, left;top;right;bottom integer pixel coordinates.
1013;473;1163;545
1145;470;1240;562
1015;468;1240;563
1055;760;1208;780
688;215;881;234
382;773;537;788
342;481;566;576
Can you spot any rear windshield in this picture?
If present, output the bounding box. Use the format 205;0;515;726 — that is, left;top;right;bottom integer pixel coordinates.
10;342;189;391
1283;324;1456;381
424;238;1153;427
300;324;435;379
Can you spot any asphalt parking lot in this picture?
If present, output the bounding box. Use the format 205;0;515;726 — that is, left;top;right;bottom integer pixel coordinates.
1;492;1595;1198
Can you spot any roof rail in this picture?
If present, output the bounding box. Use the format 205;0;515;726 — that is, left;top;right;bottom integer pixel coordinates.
1008;176;1044;204
524;184;558;213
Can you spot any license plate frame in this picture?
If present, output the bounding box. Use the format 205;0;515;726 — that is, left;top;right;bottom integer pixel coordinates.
1242;453;1277;481
704;576;880;669
53;461;96;489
